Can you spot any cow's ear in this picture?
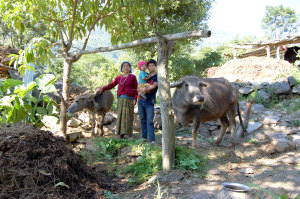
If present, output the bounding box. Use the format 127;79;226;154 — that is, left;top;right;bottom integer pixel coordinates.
199;81;207;87
82;90;90;96
88;95;94;100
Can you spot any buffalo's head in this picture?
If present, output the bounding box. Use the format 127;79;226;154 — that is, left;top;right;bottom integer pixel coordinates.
170;76;207;105
67;91;93;113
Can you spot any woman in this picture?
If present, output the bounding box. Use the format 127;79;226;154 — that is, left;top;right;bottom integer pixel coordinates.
96;61;138;139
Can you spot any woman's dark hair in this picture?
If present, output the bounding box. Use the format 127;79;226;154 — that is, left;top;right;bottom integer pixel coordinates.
147;59;157;66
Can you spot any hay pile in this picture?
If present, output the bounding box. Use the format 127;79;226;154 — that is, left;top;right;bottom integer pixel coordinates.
0;123;120;199
209;56;296;82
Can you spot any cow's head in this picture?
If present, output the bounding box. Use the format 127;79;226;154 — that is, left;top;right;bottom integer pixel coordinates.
67;91;93;113
170;76;207;105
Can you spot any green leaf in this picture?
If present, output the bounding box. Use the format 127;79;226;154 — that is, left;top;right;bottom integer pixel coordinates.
27;94;38;104
0;79;23;92
35;74;57;93
36;107;47;115
7;105;28;124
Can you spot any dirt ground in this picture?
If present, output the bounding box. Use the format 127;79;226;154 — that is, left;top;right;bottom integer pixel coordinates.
112;129;299;199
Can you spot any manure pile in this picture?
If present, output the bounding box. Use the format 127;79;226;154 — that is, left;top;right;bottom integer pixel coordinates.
0;123;119;199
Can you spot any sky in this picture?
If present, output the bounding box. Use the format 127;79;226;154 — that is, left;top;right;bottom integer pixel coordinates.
202;0;300;47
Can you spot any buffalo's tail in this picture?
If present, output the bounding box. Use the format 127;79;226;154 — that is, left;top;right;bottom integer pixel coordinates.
237;102;246;135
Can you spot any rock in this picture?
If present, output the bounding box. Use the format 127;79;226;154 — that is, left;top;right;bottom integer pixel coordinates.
265;132;293;153
239;86;254;95
239;167;254;174
133;115;141;131
154;114;162;129
209;168;222;175
252;104;265;113
291;134;300;150
161;171;184;184
170;187;184;194
290;111;300;121
287;76;297;86
292;85;300;94
103;113;115;124
267;81;291;94
198;123;210;134
262;144;276;154
67;132;83;142
41;116;59;128
254;132;266;141
78;112;90;123
257;90;271;103
246;122;262;133
67;118;81;127
263;116;280;124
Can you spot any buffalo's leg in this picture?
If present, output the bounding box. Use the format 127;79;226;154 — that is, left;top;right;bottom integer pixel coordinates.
214;115;229;145
227;104;237;146
91;112;96;137
94;113;100;136
99;113;106;136
192;118;201;148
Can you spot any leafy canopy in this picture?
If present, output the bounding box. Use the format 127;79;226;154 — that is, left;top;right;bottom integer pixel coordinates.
262;5;298;39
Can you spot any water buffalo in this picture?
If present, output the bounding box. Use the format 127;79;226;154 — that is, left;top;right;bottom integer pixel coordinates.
284;46;299;64
171;76;244;147
67;90;114;137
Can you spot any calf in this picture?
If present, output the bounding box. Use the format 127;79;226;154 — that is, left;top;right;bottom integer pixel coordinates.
67;91;114;136
171;76;244;148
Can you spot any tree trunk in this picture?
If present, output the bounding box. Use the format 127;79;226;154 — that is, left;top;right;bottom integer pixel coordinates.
60;59;72;139
156;33;175;170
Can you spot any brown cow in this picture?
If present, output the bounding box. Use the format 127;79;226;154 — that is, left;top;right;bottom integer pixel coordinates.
171;76;244;147
67;90;114;137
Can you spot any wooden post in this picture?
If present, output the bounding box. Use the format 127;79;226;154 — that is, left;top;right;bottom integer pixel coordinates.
233;48;237;60
156;33;175;170
276;46;280;60
266;45;271;58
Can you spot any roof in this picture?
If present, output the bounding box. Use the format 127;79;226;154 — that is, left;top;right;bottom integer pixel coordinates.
0;46;19;79
229;35;300;58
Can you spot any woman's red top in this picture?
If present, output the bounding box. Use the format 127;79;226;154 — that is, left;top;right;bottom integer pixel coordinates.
102;74;138;100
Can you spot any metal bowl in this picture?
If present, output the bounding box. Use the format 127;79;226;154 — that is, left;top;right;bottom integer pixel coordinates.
222;182;251;192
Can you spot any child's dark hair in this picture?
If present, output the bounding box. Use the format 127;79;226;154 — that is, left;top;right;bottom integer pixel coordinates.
147;59;157;66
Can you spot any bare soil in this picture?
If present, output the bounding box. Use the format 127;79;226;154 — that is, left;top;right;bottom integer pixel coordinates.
208;56;297;82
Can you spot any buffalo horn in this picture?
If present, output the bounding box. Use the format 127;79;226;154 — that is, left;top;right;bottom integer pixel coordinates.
170;80;184;88
199;81;207;87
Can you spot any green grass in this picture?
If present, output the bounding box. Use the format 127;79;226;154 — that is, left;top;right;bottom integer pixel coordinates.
80;137;209;185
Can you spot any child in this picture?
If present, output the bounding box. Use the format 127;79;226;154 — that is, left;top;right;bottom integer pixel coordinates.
137;60;150;100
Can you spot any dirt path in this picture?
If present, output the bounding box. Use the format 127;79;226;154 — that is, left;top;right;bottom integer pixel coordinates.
107;131;299;199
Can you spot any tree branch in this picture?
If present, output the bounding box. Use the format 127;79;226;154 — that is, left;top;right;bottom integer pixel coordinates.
81;0;110;51
65;30;211;57
67;0;79;51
